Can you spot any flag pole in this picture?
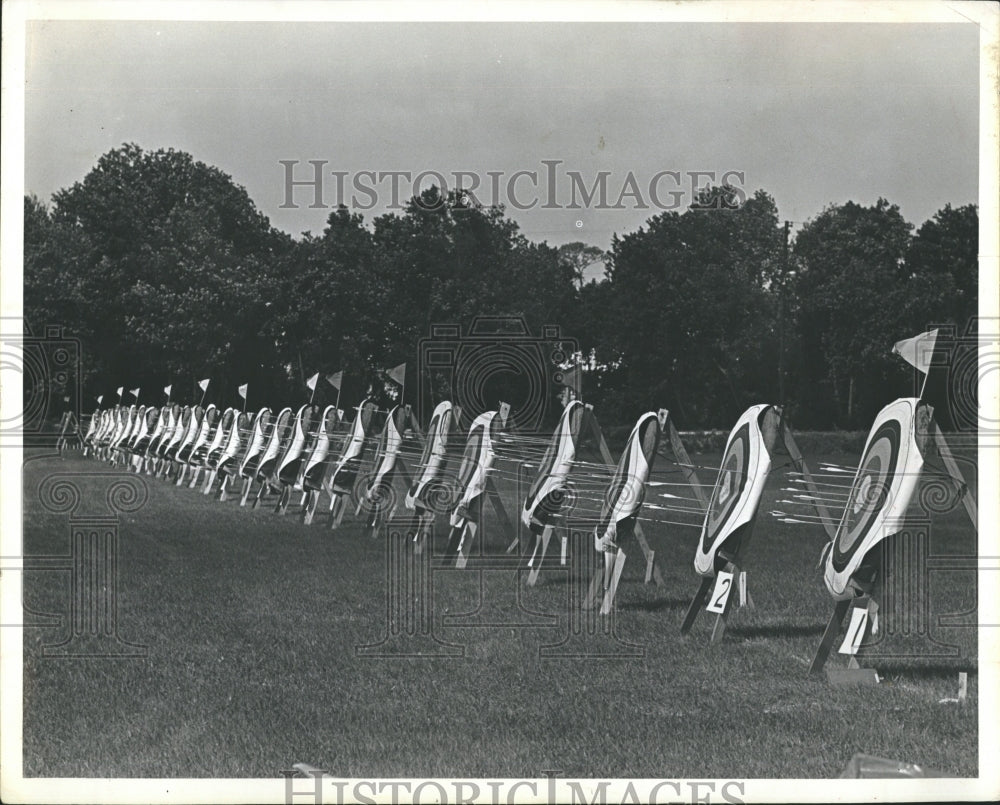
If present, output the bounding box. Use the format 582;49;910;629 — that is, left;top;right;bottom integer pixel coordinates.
919;363;931;401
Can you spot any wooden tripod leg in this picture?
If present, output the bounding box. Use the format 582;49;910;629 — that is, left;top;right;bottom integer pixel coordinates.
599;548;628;615
252;480;267;509
680;576;714;635
456;522;477;569
582;545;616;611
330;494;346;529
526;526;554;586
809;599;852;674
275;485;291;514
412;512;431;554
302;490;318;525
443;523;465;563
202;469;217;495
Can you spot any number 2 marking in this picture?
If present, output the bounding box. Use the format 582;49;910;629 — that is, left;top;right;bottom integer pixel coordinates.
706;571;734;614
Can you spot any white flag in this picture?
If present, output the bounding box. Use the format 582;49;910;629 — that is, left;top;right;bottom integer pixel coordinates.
97;395;104;405
164;384;172;396
892;329;938;375
129;387;140;399
198;378;211;392
238;383;248;399
116;386;124;398
306;372;319;391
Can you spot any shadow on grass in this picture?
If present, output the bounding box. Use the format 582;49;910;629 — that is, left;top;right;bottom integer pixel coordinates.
618;597;692;612
726;623;828;639
862;660;978;678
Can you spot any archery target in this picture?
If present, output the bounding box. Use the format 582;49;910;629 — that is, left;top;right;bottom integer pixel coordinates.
406;400;453;509
450;410;499;526
365;405;407;506
594;411;660;550
257;407;293;478
694;404;775;576
239;408;272;477
218;411;249;473
165;407;191;457
824;397;926;600
278;404;317;483
331;399;376;493
455;422;484;496
521;399;584;527
303;405;341;489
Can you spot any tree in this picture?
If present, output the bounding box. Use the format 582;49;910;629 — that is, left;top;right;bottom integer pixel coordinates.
903;203;978;332
27;144;291;405
558;241;606;286
792;199;913;427
599;186;784;426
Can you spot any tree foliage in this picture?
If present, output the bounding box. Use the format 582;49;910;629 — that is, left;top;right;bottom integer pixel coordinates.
24;145;978;427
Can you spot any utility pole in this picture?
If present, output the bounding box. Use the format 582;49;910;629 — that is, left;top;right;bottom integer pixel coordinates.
778;220;790;404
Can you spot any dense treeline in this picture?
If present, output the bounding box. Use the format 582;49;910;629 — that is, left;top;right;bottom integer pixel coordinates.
24;144;977;429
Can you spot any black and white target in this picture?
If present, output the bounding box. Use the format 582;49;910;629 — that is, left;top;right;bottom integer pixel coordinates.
521;399;584;528
406;400;453;509
450;410;500;526
694;404;776;576
823;397;926;600
594;411;661;551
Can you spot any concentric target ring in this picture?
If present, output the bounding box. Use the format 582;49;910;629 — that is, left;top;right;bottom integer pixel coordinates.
701;424;749;553
831;420;900;572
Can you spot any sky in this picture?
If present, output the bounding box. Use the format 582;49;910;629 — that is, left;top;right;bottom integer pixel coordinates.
23;16;981;254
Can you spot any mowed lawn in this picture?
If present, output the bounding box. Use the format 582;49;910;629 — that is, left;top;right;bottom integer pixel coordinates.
21;445;978;779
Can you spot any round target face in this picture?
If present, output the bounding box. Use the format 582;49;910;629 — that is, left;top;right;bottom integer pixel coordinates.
594;413;660;545
456;424;484;494
417;412;443;468
701;423;750;554
831;420;900;572
524;402;582;506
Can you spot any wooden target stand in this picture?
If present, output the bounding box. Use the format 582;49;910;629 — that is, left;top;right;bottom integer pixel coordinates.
518;404;666;595
405;404;464;552
581;409;688;614
452;477;518;568
56;410;83;452
808;423;978;680
561;406;704;612
440;403;520;569
356;404;425;538
680;409;835;643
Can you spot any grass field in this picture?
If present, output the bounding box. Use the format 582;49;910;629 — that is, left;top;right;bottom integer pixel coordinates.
21;444;978;779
